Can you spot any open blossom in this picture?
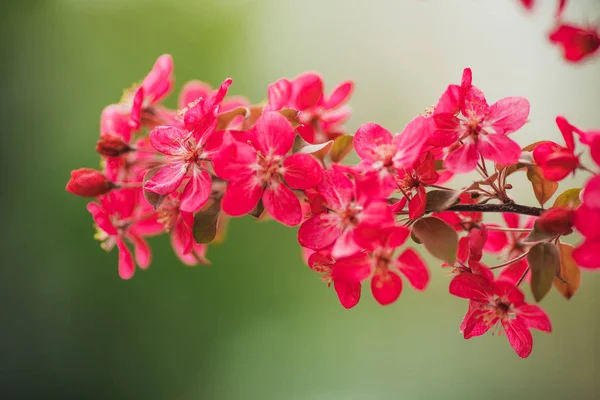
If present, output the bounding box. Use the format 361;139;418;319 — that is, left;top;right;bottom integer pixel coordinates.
298;169;393;258
87;191;163;279
450;273;552;358
431;68;529;173
351;116;436;201
533;116;580;181
549;23;600;63
334;225;429;306
212;111;323;226
268;73;354;143
306;247;363;309
447;226;494;279
144;79;232;213
573;176;600;268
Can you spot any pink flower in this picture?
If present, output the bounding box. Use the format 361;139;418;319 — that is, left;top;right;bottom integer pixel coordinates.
533;116;580;181
334;225;429;306
573;176;600;268
144;79;232;213
450;274;552;358
87;191;163;279
307;248;363;309
351;116;436;202
549;23;600;63
268;73;354;143
212;111;323;226
129;54;175;129
431;68;529;173
447;226;494;279
297;169;393;258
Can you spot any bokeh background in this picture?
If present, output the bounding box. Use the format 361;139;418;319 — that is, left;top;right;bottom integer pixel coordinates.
2;0;600;399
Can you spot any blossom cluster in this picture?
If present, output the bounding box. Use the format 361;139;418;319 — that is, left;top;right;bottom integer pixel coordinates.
67;51;598;359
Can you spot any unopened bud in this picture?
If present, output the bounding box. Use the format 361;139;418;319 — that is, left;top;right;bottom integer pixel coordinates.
66;168;114;197
96;133;131;157
536;207;575;236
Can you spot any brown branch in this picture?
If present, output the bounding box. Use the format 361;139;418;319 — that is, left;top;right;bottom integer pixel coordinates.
445;203;544;217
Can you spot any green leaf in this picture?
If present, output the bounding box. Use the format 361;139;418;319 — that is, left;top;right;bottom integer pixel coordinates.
192;199;222;244
528;242;560;302
526;166;558;207
425;189;461;212
329;135;354;163
143;167;166;209
553;188;583;209
412;216;458;264
553;243;581;300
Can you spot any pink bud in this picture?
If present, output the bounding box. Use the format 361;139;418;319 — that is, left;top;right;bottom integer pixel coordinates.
537;207;575;236
66;168;113;197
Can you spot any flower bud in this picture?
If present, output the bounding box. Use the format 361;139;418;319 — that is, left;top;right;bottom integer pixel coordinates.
66;168;114;197
536;207;575;236
96;133;131;157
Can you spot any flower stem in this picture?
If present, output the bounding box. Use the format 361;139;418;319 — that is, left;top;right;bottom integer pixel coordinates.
516;266;531;287
489;250;530;270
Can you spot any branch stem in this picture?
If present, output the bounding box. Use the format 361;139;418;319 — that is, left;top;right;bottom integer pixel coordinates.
444;203;543;217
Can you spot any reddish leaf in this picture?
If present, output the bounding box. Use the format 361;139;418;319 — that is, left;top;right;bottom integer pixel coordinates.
143;167;167;209
553;243;581;299
425;189;462;212
526;166;558;207
412;216;458;264
193;199;222;244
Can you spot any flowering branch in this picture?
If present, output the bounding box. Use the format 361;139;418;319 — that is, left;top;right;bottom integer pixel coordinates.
445;203;544;217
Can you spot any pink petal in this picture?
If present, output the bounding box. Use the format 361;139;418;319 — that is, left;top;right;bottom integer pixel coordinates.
483;225;509;253
282;153;323;190
208;78;233;108
408;186;426;220
434;85;461;116
317;169;354;211
325;81;354;110
331;229;363;259
393;115;435;168
263;183;302;226
353;123;393;162
449;273;494;302
298;213;343;250
333;280;362;309
461;68;472;87
572;238;600;269
180;170;212;213
397;248;429;290
444;142;479;173
503;213;521;229
116;239;135;280
463;309;493;339
101;104;132;143
149;126;187;155
498;259;529;285
494;280;526;305
359;201;394;226
332;253;372;282
171;215;194;257
430;113;461;147
582;175;600;209
143;163;187;195
574;205;600;239
268;78;292;111
371;270;403;305
178;80;212;109
502;318;533;358
477;134;521;165
254;111;295;156
221;178;263;217
141;54;174;102
86;202;117;236
486;97;530;134
555;116;575;151
516;304;552;332
461;86;489;117
128;87;144;129
211;134;256;180
292;73;323;110
127;232;151;269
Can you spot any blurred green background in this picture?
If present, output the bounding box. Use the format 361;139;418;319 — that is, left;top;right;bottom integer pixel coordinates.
2;0;599;399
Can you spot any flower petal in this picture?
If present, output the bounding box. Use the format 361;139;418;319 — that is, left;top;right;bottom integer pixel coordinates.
371;270;403;305
317;169;354;211
254;111;295;156
221;178;263;217
116;239;135;280
486;97;530;134
211;133;256;180
180;170;212;213
333;280;361;309
477;134;521;165
393;115;435;168
282;153;323;189
353;123;393;161
516;304;552;332
292;73;323;110
263;183;302;226
325;81;353;110
298;213;342;250
449;273;494;302
444;141;479;173
143;162;187;195
397;248;430;291
127;232;151;269
267;78;292;111
502;318;533;358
